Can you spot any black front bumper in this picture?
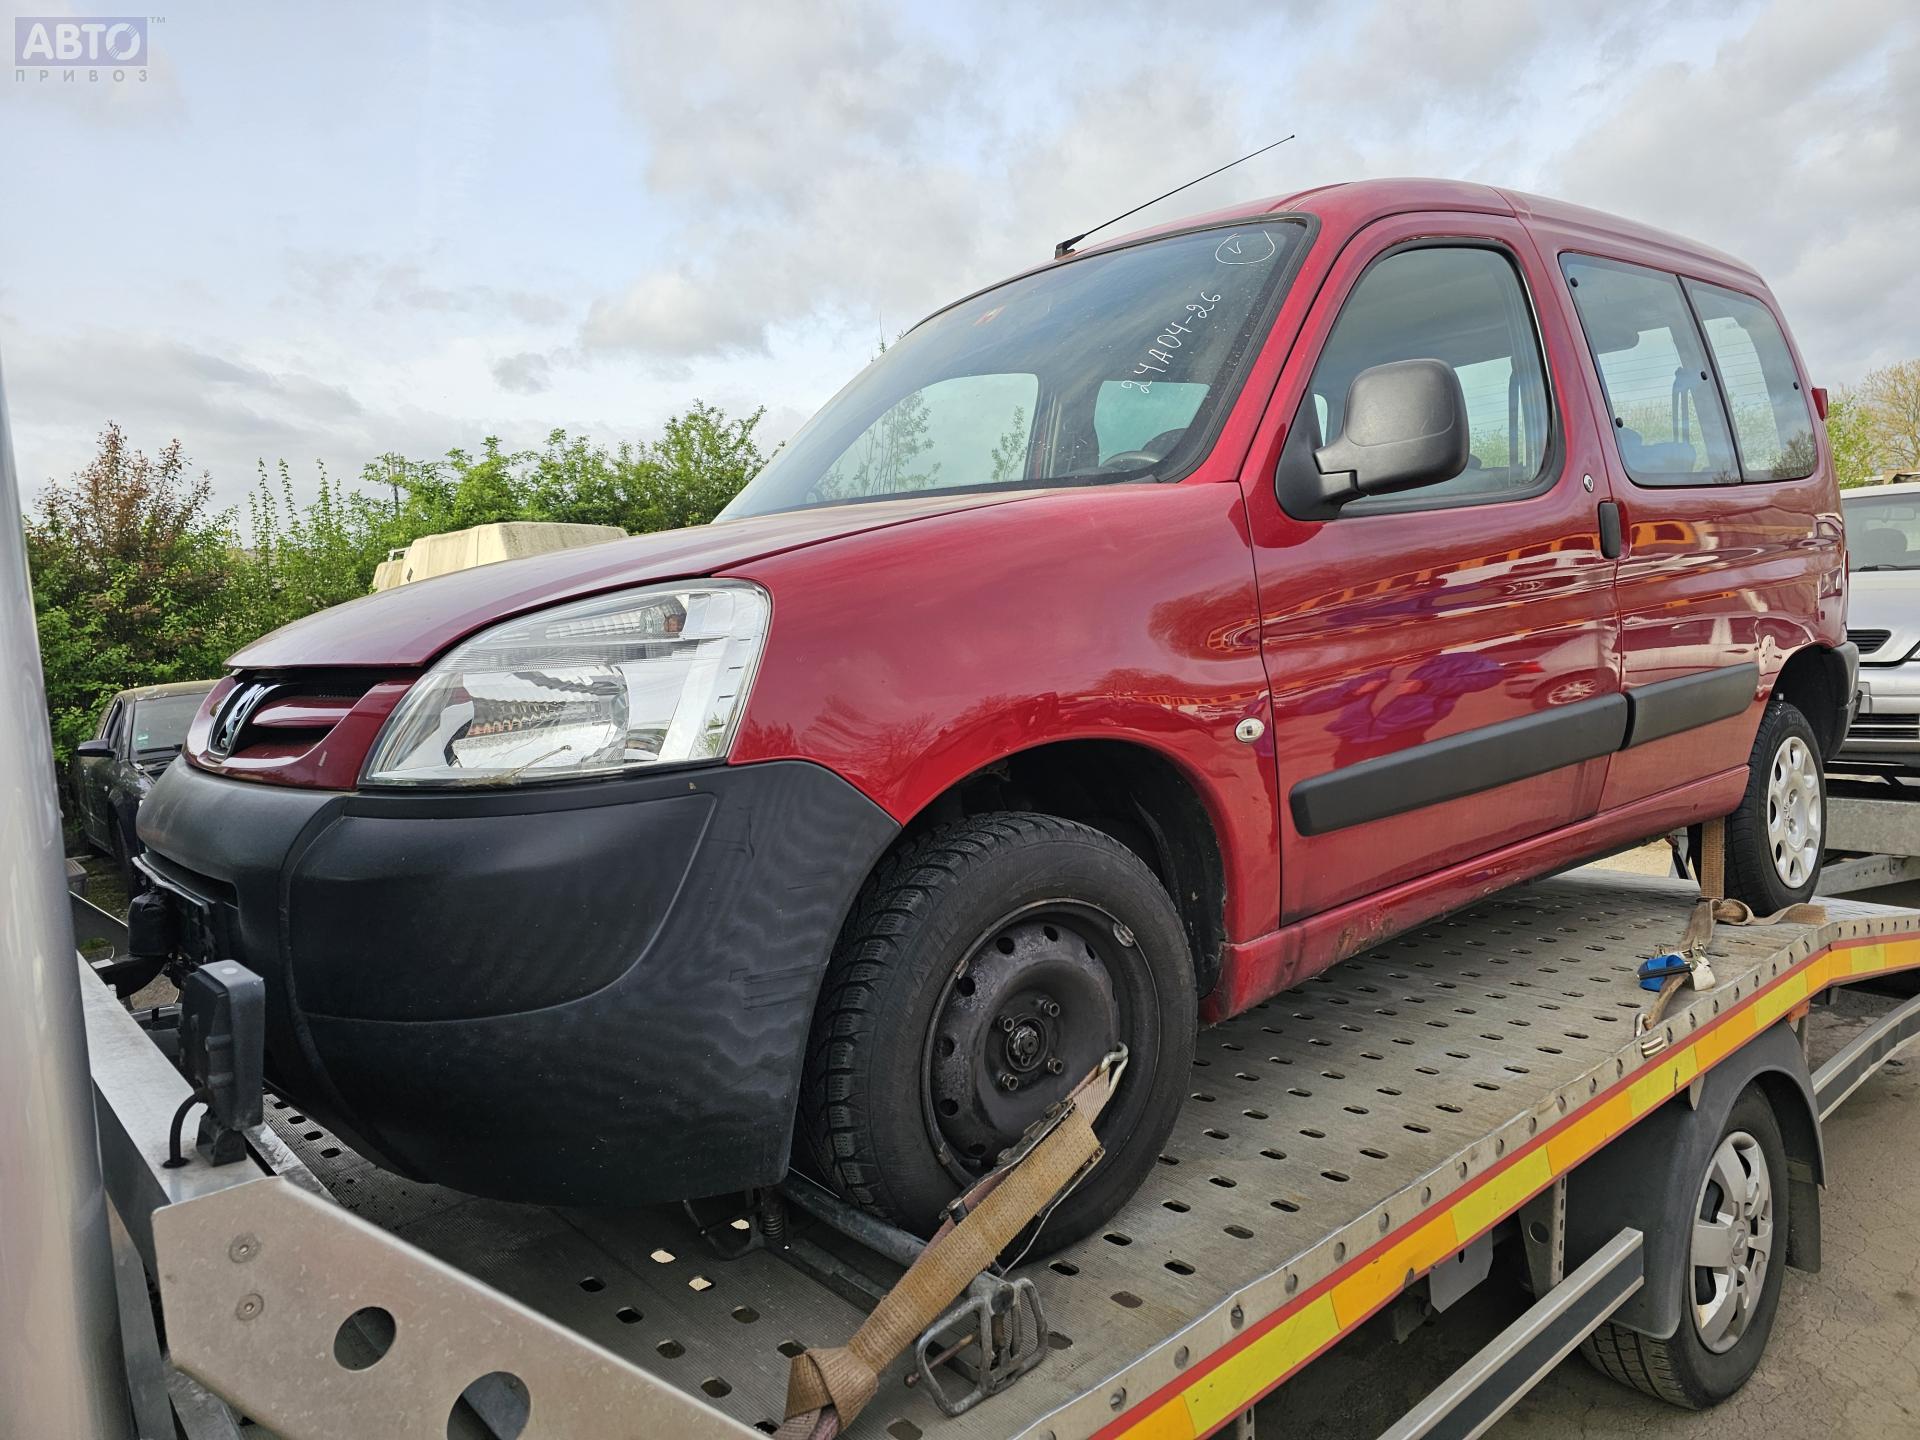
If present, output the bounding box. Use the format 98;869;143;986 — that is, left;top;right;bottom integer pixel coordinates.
137;758;898;1205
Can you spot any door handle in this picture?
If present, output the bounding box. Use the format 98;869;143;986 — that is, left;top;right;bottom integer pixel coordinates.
1598;501;1624;560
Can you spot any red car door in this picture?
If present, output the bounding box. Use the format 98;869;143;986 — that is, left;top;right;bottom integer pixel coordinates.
1238;212;1623;928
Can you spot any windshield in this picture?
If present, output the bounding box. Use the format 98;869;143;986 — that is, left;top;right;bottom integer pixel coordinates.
132;693;207;753
719;221;1305;519
1844;493;1920;571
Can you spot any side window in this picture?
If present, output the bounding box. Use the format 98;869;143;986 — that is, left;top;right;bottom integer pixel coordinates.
1684;280;1816;481
98;701;124;747
1093;380;1207;464
1561;255;1740;486
1308;246;1553;505
806;373;1037;505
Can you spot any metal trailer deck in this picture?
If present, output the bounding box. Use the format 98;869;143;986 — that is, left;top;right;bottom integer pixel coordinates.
84;868;1920;1440
1822;777;1920;896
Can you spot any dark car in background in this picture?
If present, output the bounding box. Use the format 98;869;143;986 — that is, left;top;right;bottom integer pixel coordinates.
72;680;218;880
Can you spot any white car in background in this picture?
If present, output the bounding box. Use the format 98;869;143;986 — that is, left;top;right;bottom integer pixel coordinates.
1840;480;1920;773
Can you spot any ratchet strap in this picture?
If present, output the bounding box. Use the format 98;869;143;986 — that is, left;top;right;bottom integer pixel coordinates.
1642;819;1826;1047
776;1051;1125;1440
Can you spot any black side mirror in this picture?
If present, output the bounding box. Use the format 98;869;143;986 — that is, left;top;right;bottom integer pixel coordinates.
1279;359;1471;519
75;738;114;760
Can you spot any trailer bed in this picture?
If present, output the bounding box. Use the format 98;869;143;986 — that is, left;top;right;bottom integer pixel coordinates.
243;870;1920;1440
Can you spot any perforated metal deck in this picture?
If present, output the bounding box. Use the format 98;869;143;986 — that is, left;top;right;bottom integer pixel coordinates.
264;871;1920;1439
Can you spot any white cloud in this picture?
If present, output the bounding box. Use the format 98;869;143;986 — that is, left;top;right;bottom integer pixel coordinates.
5;0;1917;521
1547;0;1920;378
286;253;567;325
491;351;553;395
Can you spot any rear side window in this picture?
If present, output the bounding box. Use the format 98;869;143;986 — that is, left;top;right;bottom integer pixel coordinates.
1561;255;1739;486
1685;280;1816;481
1307;245;1553;506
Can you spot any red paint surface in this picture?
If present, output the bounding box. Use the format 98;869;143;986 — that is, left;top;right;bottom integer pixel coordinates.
190;178;1845;1017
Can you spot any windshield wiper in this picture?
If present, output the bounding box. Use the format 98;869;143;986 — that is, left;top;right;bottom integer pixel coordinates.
1852;564;1918;572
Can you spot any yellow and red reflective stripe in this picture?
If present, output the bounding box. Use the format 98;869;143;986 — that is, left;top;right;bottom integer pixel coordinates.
1097;932;1920;1440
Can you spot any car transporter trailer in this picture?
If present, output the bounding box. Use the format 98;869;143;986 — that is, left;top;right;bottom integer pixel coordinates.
10;817;1912;1440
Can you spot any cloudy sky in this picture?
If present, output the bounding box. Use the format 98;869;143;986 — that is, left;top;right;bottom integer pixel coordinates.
2;0;1915;514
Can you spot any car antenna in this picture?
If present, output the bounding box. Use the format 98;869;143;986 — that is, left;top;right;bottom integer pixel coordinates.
1053;134;1297;259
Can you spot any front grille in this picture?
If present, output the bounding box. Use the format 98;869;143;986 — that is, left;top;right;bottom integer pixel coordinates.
1848;627;1893;659
218;672;380;761
192;667;414;788
1847;713;1920;743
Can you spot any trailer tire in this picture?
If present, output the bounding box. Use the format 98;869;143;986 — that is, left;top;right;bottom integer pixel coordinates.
1714;699;1824;914
798;813;1196;1254
1580;1087;1790;1407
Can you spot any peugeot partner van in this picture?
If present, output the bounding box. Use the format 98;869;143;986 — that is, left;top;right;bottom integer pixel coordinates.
137;179;1853;1247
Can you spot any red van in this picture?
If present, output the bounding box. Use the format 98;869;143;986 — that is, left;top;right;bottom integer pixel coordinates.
137;179;1853;1248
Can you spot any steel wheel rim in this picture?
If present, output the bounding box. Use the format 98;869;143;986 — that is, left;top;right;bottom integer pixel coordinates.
1690;1130;1774;1354
1765;734;1821;889
919;899;1136;1188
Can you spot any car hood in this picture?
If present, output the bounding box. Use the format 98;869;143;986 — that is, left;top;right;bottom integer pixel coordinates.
1848;569;1920;619
1848;568;1920;663
231;491;1041;669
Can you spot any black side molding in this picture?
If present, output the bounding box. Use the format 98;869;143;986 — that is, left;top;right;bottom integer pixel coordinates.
1290;693;1629;838
1289;661;1764;837
1620;662;1758;749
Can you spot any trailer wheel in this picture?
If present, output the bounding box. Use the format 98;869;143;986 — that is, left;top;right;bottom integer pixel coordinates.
798;813;1196;1253
1715;699;1824;913
1580;1087;1789;1407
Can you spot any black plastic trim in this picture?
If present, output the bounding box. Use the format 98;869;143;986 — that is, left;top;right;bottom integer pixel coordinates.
1291;662;1765;836
136;757;903;1207
1597;499;1623;559
1290;692;1629;837
1621;662;1758;749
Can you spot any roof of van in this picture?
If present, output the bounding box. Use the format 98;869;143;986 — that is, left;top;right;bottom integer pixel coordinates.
1088;176;1759;283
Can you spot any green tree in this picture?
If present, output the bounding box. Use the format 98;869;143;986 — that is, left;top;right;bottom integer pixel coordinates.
524;429;632;529
443;436;536;530
1825;387;1878;488
630;400;767;529
1861;360;1920;474
25;424;245;763
236;458;386;633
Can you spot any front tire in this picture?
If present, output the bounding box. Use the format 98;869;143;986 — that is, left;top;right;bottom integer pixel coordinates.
798;813;1197;1253
1718;699;1825;913
1581;1088;1789;1407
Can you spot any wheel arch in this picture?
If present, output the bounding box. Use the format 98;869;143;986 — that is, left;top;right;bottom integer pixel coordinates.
1769;644;1852;760
893;738;1230;1000
1563;1023;1822;1340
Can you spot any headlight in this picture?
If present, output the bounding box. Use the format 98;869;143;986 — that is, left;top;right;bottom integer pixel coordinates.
361;582;769;787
